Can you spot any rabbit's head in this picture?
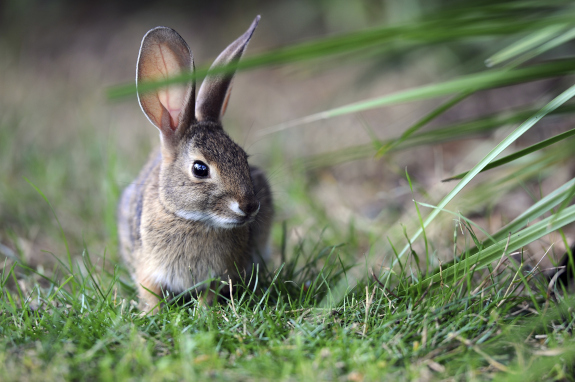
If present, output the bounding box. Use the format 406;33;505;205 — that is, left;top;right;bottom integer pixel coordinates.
136;17;261;229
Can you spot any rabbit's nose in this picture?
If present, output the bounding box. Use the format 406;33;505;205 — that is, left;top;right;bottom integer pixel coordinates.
240;200;260;217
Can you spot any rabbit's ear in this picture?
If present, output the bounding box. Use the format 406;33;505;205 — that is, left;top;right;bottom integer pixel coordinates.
195;16;260;122
137;27;195;138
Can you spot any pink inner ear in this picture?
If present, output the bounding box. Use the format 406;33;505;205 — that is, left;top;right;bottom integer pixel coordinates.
158;85;185;129
146;43;187;130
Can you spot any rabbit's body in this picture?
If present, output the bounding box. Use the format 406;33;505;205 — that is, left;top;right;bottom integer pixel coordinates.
118;17;273;311
118;150;272;308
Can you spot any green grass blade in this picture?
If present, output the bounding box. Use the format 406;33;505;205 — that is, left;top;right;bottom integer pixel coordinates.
409;203;575;292
508;26;575;67
443;127;575;181
485;23;567;67
108;6;575;99
261;59;575;134
376;92;471;157
406;170;429;274
487;177;575;243
301;104;575;170
47;275;75;303
391;83;575;267
432;176;575;272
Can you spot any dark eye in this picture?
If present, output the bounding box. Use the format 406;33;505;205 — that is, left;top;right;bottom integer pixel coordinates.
192;161;210;178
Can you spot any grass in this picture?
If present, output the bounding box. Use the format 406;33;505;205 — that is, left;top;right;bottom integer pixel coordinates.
3;0;575;380
2;226;575;381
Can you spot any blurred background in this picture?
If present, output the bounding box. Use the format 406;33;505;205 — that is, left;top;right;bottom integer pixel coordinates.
1;0;575;282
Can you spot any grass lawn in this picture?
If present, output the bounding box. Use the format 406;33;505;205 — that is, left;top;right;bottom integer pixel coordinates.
2;223;575;380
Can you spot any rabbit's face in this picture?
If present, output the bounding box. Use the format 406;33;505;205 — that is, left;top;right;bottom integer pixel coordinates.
159;123;260;229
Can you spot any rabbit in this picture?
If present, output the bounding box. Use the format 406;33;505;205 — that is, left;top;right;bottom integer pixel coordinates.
117;15;273;312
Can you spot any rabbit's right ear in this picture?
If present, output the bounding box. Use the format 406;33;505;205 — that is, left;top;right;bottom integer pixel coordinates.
137;27;195;141
195;16;260;122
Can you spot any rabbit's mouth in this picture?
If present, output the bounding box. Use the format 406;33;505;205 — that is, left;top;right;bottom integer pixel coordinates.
174;200;260;229
219;213;257;228
216;208;260;228
174;209;254;229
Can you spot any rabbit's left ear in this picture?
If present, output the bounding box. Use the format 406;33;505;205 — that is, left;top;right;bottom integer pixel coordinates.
137;27;196;138
195;16;260;122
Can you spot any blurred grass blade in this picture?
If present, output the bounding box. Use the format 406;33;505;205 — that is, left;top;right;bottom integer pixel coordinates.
108;5;575;99
302;104;575;170
486;24;567;67
409;203;575;291
443;127;575;181
491;177;575;243
400;104;575;147
390;82;575;268
376;92;470;157
260;59;575;135
509;27;575;67
302;144;375;170
431;177;575;272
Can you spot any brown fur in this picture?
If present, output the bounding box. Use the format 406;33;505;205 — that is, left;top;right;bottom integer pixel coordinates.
118;17;272;312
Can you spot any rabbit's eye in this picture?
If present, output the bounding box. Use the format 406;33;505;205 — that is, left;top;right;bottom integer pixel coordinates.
192;161;210;178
